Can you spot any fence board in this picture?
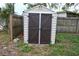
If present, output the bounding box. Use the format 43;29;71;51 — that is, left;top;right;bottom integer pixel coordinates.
9;14;23;40
57;17;79;33
9;15;79;40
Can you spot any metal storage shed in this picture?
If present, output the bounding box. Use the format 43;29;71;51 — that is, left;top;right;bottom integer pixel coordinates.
23;5;57;44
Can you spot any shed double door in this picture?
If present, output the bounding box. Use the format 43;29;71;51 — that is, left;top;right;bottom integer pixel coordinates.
28;13;52;44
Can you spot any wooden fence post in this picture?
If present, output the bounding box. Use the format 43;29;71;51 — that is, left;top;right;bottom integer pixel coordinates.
9;14;13;40
76;19;78;33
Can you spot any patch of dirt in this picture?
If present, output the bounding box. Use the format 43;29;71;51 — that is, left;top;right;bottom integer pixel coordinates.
0;31;52;56
0;40;51;56
0;41;19;56
0;32;19;56
24;44;51;56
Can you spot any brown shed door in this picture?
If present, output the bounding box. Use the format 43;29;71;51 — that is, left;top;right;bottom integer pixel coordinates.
28;13;52;44
40;14;52;44
28;13;39;44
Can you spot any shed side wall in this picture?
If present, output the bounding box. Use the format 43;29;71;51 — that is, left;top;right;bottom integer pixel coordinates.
23;13;29;43
51;13;57;44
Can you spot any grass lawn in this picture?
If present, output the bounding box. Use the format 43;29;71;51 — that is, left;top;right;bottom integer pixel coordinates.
0;31;79;56
51;33;79;56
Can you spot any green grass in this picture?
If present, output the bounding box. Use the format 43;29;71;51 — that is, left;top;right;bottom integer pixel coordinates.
19;43;32;52
0;31;10;45
56;33;79;43
17;42;32;53
0;31;79;55
49;33;79;56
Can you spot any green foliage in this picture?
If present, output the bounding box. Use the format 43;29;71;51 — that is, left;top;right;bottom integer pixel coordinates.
50;3;58;9
50;44;65;56
1;31;79;55
56;33;79;43
50;43;79;56
62;3;74;11
49;33;79;56
0;3;14;19
24;3;58;9
18;43;32;52
24;3;78;12
0;3;14;30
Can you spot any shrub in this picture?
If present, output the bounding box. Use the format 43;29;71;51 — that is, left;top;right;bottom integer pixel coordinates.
18;43;32;52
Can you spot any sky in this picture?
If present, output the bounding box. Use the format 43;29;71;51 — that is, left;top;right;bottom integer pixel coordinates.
14;3;26;15
0;3;26;15
0;3;65;15
0;3;79;15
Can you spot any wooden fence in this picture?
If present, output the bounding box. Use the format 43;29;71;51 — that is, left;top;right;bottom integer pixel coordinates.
9;14;79;40
9;14;23;40
57;17;79;33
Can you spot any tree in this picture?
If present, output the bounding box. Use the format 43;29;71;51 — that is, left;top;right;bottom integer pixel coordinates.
0;8;1;13
24;3;79;13
0;3;15;30
62;3;74;11
24;3;47;9
0;3;14;19
24;3;58;10
73;3;79;13
48;3;58;9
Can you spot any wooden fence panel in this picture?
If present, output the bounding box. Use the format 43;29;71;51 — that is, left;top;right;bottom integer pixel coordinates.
9;15;79;40
77;20;79;33
57;17;79;33
9;14;23;40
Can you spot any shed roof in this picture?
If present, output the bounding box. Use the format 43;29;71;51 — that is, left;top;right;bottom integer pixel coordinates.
24;5;55;13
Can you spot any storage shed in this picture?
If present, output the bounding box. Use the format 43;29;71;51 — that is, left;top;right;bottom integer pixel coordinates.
23;5;57;44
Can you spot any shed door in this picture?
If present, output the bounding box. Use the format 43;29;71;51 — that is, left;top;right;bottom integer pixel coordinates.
40;14;52;44
28;13;39;44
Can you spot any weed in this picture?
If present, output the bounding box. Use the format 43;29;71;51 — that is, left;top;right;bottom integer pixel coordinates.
18;43;32;52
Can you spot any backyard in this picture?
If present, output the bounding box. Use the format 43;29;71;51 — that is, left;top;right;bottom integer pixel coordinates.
0;31;79;56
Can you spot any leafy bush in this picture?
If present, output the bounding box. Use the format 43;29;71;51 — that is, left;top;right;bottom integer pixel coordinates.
18;43;32;52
